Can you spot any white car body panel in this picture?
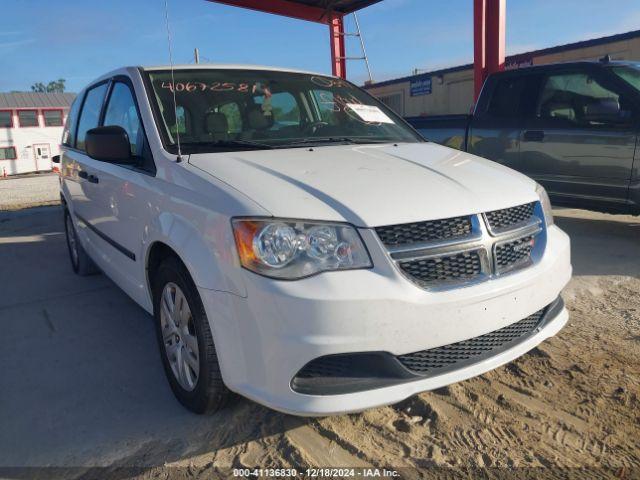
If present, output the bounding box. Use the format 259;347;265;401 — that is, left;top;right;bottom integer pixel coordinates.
59;65;572;416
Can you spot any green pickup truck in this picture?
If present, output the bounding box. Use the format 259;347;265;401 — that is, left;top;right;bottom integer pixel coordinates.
407;60;640;215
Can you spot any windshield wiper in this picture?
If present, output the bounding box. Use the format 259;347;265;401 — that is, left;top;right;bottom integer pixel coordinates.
275;137;393;148
179;139;274;151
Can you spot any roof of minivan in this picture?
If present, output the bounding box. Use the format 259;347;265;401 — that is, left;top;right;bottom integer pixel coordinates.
141;64;329;76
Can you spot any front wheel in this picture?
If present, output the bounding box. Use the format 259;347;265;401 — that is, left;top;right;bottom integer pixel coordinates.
153;256;231;414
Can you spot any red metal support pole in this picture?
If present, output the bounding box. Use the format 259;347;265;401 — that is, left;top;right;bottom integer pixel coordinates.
473;0;505;101
473;0;486;101
485;0;506;76
330;15;347;79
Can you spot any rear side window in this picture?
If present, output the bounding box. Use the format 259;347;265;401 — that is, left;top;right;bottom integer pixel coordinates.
486;76;528;118
103;82;144;156
62;96;82;147
76;83;108;151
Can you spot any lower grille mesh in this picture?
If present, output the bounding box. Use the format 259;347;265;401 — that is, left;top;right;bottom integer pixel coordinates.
397;308;546;375
399;250;483;286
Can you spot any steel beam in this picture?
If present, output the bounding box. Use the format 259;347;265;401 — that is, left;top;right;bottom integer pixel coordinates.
206;0;331;23
207;0;348;78
474;0;505;100
330;16;347;78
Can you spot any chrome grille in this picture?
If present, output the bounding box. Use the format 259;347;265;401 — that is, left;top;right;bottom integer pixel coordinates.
378;202;544;290
375;216;472;247
399;251;483;287
484;202;536;233
495;234;536;273
397;307;546;375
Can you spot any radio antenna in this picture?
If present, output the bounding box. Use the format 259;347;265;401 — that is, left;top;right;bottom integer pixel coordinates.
163;0;183;162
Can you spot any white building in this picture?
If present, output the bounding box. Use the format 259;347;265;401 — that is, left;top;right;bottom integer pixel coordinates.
0;92;75;176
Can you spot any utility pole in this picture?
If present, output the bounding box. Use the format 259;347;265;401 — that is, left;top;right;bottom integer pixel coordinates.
194;48;200;64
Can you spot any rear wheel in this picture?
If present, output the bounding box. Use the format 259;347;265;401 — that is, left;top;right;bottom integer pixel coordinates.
153;256;231;414
64;208;99;276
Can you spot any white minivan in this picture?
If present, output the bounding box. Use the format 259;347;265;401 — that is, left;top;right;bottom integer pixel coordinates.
57;65;572;416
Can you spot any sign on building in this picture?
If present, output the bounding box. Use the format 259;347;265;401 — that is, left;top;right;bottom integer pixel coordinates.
410;77;432;96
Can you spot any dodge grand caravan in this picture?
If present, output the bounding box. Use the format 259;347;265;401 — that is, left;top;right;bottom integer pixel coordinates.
57;65;572;416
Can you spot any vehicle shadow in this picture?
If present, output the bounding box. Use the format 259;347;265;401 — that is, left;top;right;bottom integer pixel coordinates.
0;207;308;472
553;208;640;278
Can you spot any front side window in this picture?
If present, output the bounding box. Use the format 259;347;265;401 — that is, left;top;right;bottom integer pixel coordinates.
103;82;144;156
145;69;422;153
536;72;633;127
76;83;108;151
18;110;39;127
0;111;12;128
43;110;64;127
0;146;17;160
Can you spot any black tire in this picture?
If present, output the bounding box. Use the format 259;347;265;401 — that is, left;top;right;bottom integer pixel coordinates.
152;256;231;414
64;208;100;276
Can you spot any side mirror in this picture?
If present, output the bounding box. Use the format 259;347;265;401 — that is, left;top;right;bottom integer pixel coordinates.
51;155;60;164
85;126;135;163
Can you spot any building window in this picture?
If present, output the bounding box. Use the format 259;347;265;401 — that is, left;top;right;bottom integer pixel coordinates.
43;110;64;127
0;110;12;128
18;110;39;127
0;146;17;160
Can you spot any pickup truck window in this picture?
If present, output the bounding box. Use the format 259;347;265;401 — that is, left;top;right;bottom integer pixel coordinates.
145;69;422;153
486;76;528;118
610;65;640;92
536;73;632;127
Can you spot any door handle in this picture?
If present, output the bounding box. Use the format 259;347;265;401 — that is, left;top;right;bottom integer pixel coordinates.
87;174;99;184
78;170;88;179
523;130;545;142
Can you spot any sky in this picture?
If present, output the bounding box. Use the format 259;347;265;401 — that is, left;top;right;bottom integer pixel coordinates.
2;0;640;93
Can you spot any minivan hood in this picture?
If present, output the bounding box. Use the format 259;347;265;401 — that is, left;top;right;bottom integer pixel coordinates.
188;143;538;227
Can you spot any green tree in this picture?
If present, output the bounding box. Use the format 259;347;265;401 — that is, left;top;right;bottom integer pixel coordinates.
31;78;66;93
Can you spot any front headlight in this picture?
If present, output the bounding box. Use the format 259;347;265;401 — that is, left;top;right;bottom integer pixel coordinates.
232;218;372;279
535;183;554;226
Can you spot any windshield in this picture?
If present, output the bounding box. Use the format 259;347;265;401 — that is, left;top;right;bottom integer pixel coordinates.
145;69;422;153
610;65;640;92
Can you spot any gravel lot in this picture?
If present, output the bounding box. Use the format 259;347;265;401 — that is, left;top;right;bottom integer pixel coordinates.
0;173;60;210
0;205;638;479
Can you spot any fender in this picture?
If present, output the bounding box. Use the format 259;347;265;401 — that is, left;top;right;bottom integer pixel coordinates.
142;210;248;305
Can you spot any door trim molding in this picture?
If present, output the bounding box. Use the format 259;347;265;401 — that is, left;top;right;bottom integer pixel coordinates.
75;212;136;261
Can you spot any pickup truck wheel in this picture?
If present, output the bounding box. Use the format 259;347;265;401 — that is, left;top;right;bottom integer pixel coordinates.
153;257;231;414
64;208;99;276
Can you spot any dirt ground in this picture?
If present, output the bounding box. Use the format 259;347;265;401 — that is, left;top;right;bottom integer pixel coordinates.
0;206;638;479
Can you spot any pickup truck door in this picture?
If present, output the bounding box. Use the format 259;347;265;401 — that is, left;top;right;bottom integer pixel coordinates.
519;67;638;212
467;74;535;169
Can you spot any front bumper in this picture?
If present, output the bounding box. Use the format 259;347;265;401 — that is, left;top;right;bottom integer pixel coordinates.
199;225;571;416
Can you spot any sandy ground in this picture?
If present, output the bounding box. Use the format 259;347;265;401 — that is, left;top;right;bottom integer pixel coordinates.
0;173;60;210
0;206;638;479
